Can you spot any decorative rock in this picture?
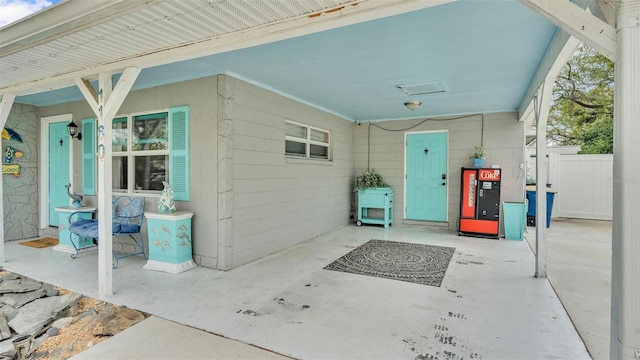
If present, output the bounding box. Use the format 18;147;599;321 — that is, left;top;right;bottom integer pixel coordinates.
0;279;42;294
0;274;19;283
8;293;82;334
50;317;73;331
46;327;58;337
91;305;145;336
0;337;16;357
0;316;10;341
0;288;46;308
0;307;18;323
75;308;97;322
87;340;94;348
43;284;59;297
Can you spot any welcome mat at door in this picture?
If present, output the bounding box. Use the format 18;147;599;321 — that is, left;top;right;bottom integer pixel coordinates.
324;239;455;287
19;238;59;249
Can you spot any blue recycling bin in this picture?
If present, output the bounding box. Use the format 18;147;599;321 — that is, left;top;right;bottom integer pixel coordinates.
526;190;555;228
503;202;526;240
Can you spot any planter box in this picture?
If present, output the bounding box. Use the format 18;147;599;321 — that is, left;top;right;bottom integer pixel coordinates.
356;187;393;229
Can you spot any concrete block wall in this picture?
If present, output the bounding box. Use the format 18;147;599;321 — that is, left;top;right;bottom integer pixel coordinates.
222;75;354;268
354;112;525;232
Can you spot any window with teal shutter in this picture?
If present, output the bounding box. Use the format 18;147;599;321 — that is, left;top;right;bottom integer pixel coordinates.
81;118;96;195
169;106;189;201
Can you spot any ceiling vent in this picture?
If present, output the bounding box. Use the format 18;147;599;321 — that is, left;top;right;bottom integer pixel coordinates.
396;80;448;96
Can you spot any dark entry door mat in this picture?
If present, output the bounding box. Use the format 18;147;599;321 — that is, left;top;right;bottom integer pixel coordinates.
324;239;455;287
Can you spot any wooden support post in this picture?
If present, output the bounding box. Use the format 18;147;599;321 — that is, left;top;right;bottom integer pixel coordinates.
534;81;553;279
77;68;140;297
611;0;640;358
0;94;16;264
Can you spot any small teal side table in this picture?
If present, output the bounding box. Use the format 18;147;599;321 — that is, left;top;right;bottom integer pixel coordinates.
54;206;96;254
143;211;197;274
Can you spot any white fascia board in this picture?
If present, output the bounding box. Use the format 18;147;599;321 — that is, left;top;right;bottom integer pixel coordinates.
0;0;157;56
518;0;616;61
1;0;456;97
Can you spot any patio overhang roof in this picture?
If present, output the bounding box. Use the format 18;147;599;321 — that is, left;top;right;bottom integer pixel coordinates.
0;0;611;123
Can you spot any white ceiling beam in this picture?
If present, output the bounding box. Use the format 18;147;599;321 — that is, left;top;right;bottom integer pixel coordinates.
0;94;16;129
0;0;456;97
518;31;581;121
102;67;141;121
518;0;617;62
592;0;616;26
75;78;99;116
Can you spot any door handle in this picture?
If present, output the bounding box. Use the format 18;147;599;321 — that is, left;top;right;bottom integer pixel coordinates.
441;182;446;186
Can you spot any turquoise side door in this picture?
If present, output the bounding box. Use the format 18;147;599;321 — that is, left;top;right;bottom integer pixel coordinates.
405;132;448;221
49;122;70;226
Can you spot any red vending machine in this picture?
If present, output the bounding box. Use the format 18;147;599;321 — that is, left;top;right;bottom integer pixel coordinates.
459;167;501;239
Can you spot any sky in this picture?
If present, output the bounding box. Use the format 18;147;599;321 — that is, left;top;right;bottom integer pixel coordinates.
0;0;61;28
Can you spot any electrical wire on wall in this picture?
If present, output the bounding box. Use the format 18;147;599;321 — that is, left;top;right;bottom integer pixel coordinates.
365;113;485;171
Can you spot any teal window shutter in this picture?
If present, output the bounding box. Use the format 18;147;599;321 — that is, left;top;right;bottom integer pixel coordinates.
169;106;190;201
81;118;96;195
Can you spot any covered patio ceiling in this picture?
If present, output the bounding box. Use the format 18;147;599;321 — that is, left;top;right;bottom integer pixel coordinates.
0;0;610;122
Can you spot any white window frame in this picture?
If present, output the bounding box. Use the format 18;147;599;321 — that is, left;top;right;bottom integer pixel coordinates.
112;109;170;196
285;120;331;160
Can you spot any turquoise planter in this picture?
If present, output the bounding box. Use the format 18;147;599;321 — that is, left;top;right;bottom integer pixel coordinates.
356;187;393;229
473;158;485;167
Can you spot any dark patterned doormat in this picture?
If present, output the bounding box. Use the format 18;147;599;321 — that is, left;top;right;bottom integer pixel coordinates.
324;240;455;287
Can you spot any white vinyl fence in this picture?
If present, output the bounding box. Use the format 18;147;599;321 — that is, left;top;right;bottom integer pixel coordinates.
552;154;613;220
527;153;613;220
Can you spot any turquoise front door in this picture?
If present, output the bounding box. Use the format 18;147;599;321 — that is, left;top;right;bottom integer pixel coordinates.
49;122;70;226
406;132;448;221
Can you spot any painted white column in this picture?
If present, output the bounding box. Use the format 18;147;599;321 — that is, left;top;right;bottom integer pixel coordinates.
97;73;114;297
0;94;16;264
534;81;553;278
611;1;640;358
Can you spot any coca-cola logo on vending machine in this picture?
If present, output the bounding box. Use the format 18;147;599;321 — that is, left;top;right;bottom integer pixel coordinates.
479;169;500;181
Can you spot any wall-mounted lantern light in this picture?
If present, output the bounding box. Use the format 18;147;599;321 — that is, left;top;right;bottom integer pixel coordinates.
67;121;82;140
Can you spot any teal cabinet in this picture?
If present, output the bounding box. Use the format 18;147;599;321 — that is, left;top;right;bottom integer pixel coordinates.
356;187;393;229
54;206;96;254
143;211;197;274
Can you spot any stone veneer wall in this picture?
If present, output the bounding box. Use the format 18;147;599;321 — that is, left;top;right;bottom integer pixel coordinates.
3;103;39;241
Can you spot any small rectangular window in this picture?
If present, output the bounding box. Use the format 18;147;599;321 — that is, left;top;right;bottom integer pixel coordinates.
285;121;330;160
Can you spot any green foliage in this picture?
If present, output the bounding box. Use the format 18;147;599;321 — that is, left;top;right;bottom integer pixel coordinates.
354;170;388;191
579;117;613;154
472;146;485;159
547;44;614;154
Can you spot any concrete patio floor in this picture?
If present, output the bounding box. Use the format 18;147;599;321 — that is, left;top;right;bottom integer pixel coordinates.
526;218;612;360
2;223;593;359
